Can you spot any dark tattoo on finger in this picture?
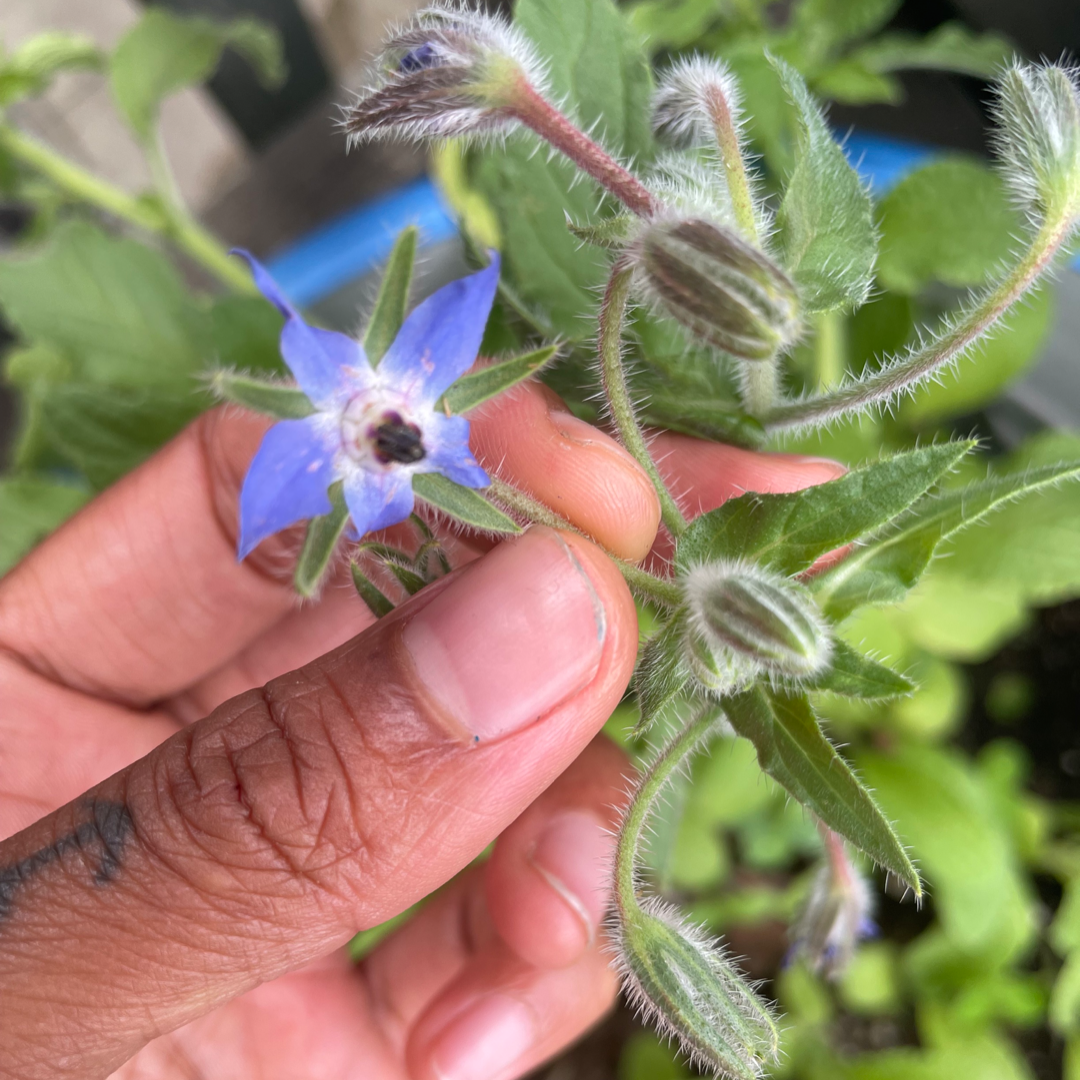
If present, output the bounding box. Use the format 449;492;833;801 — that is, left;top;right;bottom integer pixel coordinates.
0;800;134;922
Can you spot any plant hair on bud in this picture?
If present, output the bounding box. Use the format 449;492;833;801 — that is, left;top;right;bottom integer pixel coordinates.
342;2;550;145
610;895;781;1079
630;215;801;361
652;55;769;243
993;61;1080;220
683;559;833;685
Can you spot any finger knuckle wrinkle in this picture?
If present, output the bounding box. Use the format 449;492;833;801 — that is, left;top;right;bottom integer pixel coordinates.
143;687;373;902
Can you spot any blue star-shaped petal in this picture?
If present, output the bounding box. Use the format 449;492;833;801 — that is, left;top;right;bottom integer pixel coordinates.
234;252;499;559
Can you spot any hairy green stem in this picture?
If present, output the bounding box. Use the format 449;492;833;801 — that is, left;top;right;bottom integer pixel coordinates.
814;310;846;389
0;123;254;295
614;706;722;920
487;476;682;606
740;357;779;418
763;208;1078;431
599;265;690;537
705;86;758;243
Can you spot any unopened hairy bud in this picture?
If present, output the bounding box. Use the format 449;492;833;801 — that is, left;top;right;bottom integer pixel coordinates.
613;897;781;1079
788;832;876;978
994;61;1080;218
343;2;548;144
652;55;746;150
683;560;832;686
633;217;800;360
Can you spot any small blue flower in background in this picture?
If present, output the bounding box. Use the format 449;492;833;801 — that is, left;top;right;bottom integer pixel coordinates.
234;251;498;559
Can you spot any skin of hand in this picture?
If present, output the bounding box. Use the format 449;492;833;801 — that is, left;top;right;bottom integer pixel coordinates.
0;380;843;1080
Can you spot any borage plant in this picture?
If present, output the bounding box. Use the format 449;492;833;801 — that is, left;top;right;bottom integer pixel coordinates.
211;6;1080;1077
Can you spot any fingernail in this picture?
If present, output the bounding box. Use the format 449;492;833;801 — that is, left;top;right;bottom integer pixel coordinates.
530;809;614;946
430;994;535;1080
784;454;848;475
402;529;606;743
549;409;600;447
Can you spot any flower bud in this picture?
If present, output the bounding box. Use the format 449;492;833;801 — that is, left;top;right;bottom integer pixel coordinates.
995;62;1080;218
684;560;831;684
343;4;548;143
634;217;800;360
684;623;760;696
615;898;780;1078
788;833;876;978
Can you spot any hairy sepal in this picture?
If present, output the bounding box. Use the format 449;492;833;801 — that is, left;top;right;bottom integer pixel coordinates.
635;611;694;737
210;370;314;420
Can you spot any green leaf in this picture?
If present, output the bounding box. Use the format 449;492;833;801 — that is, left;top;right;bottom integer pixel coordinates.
38;383;206;489
791;0;902;56
857;744;1036;958
294;483;349;598
771;55;878;313
807;639;914;699
0;476;89;576
676;442;972;579
383;560;428;596
876;158;1022;296
635;612;692;736
811;456;1080;621
0;32;103;107
460;0;654;338
0;220;211;387
900;286;1053;425
209;296;284;375
626;0;720;52
441;345;558;415
813;60;903;106
412;473;522;534
723;687;920;891
350;562;395;619
210;370;313;419
850;23;1014;80
110;8;285;141
566;213;637;249
364;226;418;365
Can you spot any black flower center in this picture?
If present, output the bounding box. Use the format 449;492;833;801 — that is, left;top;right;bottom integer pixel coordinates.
373;416;426;464
398;43;441;74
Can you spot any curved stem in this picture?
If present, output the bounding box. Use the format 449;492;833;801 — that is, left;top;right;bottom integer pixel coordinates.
510;80;658;218
486;476;682;607
705;86;758;244
614;706;722;920
0;123;254;295
763;208;1078;431
599;264;690;538
0;123;166;232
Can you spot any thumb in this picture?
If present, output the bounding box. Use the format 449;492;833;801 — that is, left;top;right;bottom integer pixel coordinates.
0;528;636;1079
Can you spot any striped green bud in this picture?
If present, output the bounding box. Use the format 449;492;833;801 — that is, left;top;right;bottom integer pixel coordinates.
684;560;831;684
635;217;800;360
615;898;780;1078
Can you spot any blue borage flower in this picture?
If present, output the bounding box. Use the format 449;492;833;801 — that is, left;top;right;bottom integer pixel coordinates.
233;251;498;559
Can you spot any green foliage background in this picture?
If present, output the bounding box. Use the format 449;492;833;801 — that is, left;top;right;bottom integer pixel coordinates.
2;1;1080;1078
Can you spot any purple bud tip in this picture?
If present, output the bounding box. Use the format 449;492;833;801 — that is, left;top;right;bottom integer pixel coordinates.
398;43;441;74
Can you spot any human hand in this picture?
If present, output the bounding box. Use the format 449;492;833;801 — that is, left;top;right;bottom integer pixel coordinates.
0;381;841;1080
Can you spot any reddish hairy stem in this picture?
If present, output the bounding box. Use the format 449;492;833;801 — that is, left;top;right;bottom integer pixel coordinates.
509;80;658;217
